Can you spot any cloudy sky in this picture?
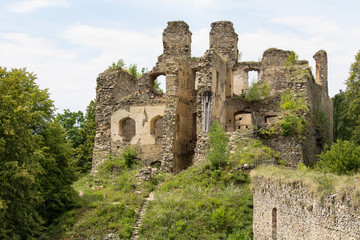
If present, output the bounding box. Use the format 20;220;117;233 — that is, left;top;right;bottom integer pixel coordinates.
1;0;359;112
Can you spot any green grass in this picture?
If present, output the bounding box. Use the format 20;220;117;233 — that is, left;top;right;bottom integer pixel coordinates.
44;154;254;239
43;156;158;240
139;162;253;240
229;137;279;166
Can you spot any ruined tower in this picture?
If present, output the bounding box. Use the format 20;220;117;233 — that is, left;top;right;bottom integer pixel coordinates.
92;21;333;173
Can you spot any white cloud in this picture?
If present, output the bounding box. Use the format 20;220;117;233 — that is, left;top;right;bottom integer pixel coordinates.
192;28;210;57
8;0;70;13
0;25;165;112
0;32;93;112
63;25;163;69
238;16;360;96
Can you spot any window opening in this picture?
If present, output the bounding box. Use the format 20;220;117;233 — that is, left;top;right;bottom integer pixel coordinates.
272;208;277;240
248;70;259;85
234;112;251;130
153;75;166;93
119;117;136;141
201;91;214;133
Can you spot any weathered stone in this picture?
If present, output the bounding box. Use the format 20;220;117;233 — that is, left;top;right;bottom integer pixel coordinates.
252;175;360;239
92;21;332;174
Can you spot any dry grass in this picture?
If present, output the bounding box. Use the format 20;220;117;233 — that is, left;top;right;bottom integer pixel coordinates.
250;166;360;211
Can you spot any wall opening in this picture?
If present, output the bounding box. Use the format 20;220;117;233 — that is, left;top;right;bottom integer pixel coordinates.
234;111;252;130
201;91;214;133
265;115;278;125
315;61;321;85
119;117;136;142
150;115;164;143
248;70;259;85
272;208;277;240
154;75;166;93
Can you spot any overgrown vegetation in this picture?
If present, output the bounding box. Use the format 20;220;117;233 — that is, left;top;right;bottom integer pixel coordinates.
229;138;279;166
316;140;360;175
278;90;308;137
317;50;360;176
285;51;298;69
56;100;96;173
251;166;360;211
44;152;160;240
140;162;253;239
207;121;229;169
245;81;270;102
108;59;164;93
0;67;78;238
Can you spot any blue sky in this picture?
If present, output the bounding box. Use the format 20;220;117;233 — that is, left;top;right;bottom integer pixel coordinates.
1;0;359;112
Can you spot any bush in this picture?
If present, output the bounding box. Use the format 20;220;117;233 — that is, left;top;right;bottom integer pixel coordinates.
122;145;138;168
245;81;270;102
279;91;308;137
316;140;360;175
207;121;229;169
285;51;298;68
229;138;279;166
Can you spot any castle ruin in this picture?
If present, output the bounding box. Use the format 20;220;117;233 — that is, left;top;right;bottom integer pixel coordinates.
92;21;333;173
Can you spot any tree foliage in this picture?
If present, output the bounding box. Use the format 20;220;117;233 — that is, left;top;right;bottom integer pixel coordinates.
332;91;354;141
316;140;360;175
345;50;360;144
245;81;270;102
207;121;229;169
56;100;96;173
0;67;77;238
279;91;308;137
318;50;360;175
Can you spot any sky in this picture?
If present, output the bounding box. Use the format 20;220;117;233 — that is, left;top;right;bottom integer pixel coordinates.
0;0;359;112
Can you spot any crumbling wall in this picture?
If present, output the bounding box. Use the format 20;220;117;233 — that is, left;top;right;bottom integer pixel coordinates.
92;69;138;170
92;20;333;173
252;174;360;240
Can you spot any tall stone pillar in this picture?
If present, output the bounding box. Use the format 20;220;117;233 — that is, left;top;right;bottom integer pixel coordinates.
209;21;238;66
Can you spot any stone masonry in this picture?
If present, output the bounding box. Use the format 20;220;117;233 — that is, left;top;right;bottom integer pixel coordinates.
92;21;333;173
252;172;360;239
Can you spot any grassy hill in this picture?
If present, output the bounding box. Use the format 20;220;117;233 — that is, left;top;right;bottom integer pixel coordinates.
44;156;253;239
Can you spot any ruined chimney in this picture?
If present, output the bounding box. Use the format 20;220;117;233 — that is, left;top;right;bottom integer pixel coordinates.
162;21;192;58
209;21;238;66
313;50;328;93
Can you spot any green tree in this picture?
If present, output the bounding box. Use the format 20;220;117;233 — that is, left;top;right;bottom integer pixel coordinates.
316;140;360;175
36;121;78;225
56;109;85;148
0;67;77;238
76;100;96;173
245;81;270;102
207;121;229;169
332;91;354;141
345;50;360;144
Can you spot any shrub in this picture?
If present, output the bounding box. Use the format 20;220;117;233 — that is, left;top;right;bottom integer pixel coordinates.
108;59;125;69
122;145;138;168
207;121;229;169
229;138;279;166
245;81;270;102
316;140;360;175
285;51;298;68
279;91;308;137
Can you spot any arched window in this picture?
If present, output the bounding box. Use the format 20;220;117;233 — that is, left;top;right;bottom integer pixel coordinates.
150;73;166;93
272;207;277;240
119;117;136;141
150;115;164;138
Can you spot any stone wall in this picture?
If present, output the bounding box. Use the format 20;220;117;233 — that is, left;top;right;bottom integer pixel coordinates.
92;69;138;171
92;20;333;173
252;169;360;240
